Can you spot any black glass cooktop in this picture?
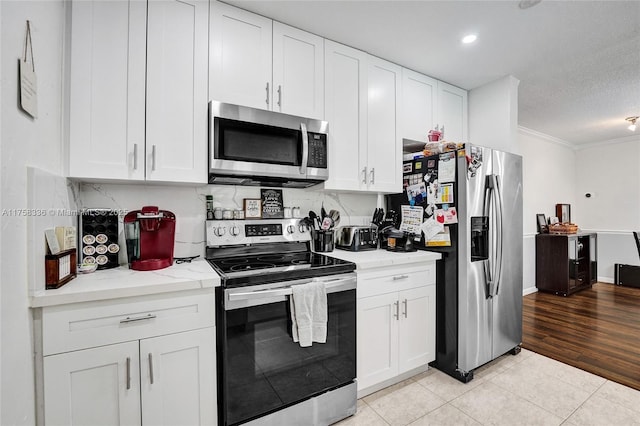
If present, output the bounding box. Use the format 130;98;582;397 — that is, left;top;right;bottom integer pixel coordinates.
207;251;355;288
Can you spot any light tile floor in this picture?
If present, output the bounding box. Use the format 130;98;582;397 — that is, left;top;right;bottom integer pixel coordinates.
335;349;640;426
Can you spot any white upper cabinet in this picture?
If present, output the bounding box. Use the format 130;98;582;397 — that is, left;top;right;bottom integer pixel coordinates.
324;45;402;193
323;40;368;192
366;56;402;193
438;80;468;143
68;0;208;184
210;1;272;110
402;69;468;147
402;68;438;143
272;22;324;119
210;1;324;119
146;0;209;183
69;0;146;181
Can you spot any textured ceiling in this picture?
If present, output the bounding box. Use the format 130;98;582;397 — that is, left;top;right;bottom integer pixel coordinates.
228;0;640;146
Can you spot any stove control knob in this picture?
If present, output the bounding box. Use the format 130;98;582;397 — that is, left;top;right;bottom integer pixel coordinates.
298;224;309;233
286;224;296;234
230;226;240;236
215;226;226;237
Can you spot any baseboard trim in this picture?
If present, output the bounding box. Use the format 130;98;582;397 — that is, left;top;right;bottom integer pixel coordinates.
357;364;430;399
523;287;537;296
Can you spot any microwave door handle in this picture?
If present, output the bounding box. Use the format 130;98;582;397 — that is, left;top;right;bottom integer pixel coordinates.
300;122;308;175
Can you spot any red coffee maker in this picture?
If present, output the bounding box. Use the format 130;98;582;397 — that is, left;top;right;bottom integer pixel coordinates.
124;206;176;271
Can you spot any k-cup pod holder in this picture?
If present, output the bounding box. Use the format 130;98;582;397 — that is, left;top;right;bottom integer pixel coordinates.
79;209;120;269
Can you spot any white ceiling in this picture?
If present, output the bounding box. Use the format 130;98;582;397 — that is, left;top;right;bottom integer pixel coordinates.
228;0;640;146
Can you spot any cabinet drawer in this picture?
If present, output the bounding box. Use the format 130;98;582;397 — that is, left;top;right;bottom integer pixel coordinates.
358;264;435;299
42;289;214;355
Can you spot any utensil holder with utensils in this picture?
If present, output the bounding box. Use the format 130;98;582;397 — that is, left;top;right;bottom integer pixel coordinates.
312;229;334;252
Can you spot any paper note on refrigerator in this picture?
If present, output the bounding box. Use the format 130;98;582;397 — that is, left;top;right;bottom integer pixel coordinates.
436;183;454;204
434;207;458;224
421;217;444;240
437;152;456;183
399;205;424;234
425;226;451;247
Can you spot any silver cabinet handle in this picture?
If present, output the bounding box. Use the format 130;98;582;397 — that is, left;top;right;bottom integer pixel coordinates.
362;167;368;184
393;301;399;320
370;168;375;184
277;85;282;107
148;353;154;385
265;82;270;106
120;313;157;324
133;143;138;170
403;299;408;318
126;357;131;390
300;122;308;175
393;275;408;281
151;145;157;171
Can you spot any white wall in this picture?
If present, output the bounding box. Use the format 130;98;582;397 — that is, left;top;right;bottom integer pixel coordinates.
469;75;521;154
575;135;640;281
0;1;66;424
519;127;577;293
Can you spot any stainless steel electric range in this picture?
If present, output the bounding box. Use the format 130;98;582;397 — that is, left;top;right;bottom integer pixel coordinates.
206;218;357;426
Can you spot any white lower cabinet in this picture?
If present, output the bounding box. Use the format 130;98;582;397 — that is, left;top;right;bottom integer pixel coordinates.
44;341;141;425
357;267;436;393
44;328;215;426
40;290;216;425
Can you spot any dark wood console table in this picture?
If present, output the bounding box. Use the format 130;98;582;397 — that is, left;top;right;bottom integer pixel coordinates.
535;232;597;296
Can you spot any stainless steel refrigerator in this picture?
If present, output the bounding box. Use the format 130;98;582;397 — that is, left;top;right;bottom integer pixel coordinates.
386;144;523;382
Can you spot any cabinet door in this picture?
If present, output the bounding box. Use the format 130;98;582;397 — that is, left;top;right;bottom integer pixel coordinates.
272;22;324;119
402;68;438;143
44;341;141;426
398;285;436;373
367;55;402;193
323;40;368;191
146;0;208;183
357;293;399;390
140;327;216;426
437;81;468;143
68;0;146;181
210;1;272;110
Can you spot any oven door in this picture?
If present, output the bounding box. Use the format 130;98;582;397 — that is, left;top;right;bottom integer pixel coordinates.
216;274;356;426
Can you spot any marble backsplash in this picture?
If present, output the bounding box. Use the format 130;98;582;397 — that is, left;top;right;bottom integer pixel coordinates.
78;183;379;260
27;167;79;294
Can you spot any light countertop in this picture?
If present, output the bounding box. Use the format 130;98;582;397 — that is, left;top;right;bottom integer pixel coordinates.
30;260;220;308
327;248;441;270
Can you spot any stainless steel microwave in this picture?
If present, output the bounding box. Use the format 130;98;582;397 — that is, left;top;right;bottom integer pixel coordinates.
209;101;329;188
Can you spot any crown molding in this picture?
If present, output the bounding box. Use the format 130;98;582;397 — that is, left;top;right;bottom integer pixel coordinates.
518;126;575;150
518;126;640;151
574;134;640;151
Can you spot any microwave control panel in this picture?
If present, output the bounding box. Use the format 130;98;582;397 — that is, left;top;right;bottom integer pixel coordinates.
307;133;327;168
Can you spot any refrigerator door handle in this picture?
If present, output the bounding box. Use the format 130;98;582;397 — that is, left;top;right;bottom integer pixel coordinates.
482;178;494;299
492;175;505;296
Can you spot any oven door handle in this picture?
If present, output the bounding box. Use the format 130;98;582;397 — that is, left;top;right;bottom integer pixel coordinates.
227;276;356;303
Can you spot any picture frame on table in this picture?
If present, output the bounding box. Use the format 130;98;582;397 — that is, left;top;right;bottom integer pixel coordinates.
555;204;571;223
243;199;262;219
536;214;548;234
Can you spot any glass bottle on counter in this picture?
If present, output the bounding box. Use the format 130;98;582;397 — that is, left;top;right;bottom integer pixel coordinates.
206;195;214;220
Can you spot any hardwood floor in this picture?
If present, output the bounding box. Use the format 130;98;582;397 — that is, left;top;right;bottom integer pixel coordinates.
522;282;640;391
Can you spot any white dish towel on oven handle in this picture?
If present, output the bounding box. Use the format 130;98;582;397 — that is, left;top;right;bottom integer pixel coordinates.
290;280;327;347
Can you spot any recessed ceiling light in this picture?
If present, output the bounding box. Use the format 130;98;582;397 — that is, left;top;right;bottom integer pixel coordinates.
462;34;477;44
